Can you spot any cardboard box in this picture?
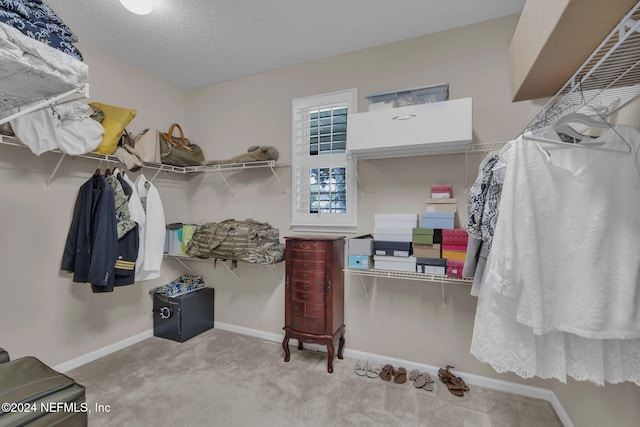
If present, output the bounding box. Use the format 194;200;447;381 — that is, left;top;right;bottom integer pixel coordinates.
348;254;372;270
348;235;373;255
416;257;447;267
442;229;468;246
425;198;458;204
431;184;453;199
373;240;411;257
442;244;467;252
442;249;466;261
412;227;434;244
425;197;458;213
421;212;455;229
373;227;413;242
417;265;446;275
447;260;464;278
374;213;418;229
416;257;447;275
373;255;417;272
412;243;441;258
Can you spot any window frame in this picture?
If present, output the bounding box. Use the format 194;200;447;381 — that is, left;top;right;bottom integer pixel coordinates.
290;89;358;232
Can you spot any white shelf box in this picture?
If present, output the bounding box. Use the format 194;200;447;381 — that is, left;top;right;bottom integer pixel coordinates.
347;97;472;160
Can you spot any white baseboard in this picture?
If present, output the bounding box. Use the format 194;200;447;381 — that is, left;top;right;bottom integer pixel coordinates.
53;329;153;373
215;321;573;427
55;322;574;427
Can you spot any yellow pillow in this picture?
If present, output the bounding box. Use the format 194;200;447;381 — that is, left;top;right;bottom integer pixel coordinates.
90;102;137;155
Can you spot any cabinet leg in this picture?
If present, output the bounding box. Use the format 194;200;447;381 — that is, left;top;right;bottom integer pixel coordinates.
282;330;290;362
327;340;335;373
338;330;345;360
298;341;303;350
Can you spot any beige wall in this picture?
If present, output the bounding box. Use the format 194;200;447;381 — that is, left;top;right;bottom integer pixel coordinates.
1;14;638;427
0;43;191;364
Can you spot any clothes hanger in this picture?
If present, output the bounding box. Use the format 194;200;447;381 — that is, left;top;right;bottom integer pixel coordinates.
554;123;597;144
523;110;632;153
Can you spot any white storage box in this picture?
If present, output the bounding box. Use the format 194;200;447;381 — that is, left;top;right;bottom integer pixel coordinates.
348;98;473;160
348;235;373;255
373;255;417;272
374;213;418;229
373;227;413;242
366;83;449;110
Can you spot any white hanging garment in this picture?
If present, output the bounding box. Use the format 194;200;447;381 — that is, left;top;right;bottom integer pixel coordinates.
134;174;166;281
471;125;640;385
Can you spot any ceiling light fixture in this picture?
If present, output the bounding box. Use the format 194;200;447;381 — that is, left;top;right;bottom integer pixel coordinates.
119;0;153;15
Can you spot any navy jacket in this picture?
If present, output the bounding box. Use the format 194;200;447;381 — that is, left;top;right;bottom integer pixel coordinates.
61;174;118;291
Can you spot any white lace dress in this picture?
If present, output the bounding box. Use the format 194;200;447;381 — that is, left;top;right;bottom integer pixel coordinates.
470;126;640;385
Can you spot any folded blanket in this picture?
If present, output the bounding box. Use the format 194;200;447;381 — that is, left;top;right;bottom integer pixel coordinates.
150;275;206;298
0;0;82;59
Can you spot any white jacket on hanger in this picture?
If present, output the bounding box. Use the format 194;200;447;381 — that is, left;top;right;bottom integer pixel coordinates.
134;174;166;281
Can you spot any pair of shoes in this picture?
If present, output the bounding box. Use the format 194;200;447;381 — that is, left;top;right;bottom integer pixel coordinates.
408;370;434;392
380;364;394;381
393;367;407;384
438;365;470;397
354;360;367;376
355;360;381;378
380;364;407;383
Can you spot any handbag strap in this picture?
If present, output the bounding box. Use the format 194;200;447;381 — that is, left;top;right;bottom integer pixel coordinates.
166;123;188;147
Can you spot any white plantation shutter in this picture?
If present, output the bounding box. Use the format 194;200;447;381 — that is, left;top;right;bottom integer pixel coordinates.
291;89;357;231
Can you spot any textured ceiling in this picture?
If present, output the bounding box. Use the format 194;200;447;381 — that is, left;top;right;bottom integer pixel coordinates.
49;0;525;91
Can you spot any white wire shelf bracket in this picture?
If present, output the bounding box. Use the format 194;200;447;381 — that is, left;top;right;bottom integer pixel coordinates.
524;2;640;132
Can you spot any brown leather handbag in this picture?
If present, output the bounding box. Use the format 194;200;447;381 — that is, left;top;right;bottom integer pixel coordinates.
158;123;205;166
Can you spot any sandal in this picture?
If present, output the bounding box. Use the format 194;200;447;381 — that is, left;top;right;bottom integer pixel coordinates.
380;364;394;381
393;367;407;384
438;365;469;396
365;362;381;378
411;371;434;391
446;382;466;397
354;360;367;376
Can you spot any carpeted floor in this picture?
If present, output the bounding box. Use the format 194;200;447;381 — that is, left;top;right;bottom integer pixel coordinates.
67;328;563;427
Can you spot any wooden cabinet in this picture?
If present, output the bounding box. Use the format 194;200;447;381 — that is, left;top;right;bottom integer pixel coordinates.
282;236;345;373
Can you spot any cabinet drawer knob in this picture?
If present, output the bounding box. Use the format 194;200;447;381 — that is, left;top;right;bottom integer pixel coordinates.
302;273;309;279
303;263;309;269
302;284;309;290
303;252;310;258
302;294;309;300
311;309;318;314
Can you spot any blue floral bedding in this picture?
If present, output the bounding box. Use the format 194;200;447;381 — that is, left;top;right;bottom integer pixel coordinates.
0;0;82;60
150;275;206;298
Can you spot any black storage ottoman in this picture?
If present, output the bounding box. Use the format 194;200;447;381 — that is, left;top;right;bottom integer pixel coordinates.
153;287;214;342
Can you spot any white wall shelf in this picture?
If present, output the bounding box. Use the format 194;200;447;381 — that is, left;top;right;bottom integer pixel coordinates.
345;268;471;303
0;134;287;192
345;268;471;285
165;254;283;282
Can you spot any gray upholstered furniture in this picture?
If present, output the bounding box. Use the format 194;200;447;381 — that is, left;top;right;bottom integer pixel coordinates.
0;347;87;426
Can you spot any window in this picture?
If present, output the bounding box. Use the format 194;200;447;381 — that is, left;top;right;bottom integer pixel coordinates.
291;89;357;231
